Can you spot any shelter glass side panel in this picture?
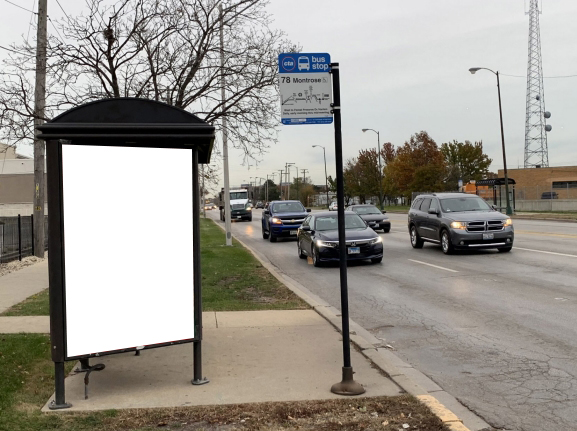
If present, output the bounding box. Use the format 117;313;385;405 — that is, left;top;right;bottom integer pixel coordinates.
61;145;195;358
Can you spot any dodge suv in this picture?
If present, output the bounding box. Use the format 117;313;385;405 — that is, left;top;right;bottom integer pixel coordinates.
408;193;514;254
262;200;311;242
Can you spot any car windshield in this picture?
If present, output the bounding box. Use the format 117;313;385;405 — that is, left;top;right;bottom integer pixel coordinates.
273;202;305;213
230;192;247;200
440;197;492;212
353;206;381;215
315;214;367;231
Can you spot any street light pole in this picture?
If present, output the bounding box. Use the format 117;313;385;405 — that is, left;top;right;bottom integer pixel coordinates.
362;128;383;210
312;145;329;207
286;162;295;199
469;67;513;216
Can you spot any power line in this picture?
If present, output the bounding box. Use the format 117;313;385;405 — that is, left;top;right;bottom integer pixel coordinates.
55;0;70;20
3;0;35;14
26;0;36;43
501;72;577;79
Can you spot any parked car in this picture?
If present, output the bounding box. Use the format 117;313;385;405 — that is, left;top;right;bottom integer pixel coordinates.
255;201;264;208
262;200;311;242
346;204;390;233
204;203;214;210
328;202;338;211
408;193;514;254
297;211;383;266
541;191;559;199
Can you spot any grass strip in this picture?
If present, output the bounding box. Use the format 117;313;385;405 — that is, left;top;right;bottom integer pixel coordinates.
1;218;307;316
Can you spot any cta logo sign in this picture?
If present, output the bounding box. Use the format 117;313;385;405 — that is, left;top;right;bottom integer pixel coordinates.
282;57;296;72
279;53;331;73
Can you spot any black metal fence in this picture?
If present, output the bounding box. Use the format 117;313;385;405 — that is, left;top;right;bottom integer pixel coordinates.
0;215;49;264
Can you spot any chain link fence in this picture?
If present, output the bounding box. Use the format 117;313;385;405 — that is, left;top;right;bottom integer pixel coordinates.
0;215;48;264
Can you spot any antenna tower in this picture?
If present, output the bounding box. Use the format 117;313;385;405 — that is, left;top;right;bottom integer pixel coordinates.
524;0;551;168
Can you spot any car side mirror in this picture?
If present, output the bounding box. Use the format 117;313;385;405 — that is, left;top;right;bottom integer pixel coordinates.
490;204;497;211
264;210;270;215
301;225;311;231
306;208;311;212
428;208;438;215
381;210;387;214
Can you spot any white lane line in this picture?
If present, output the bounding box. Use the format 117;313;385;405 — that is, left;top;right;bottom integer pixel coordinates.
408;259;459;273
513;247;577;258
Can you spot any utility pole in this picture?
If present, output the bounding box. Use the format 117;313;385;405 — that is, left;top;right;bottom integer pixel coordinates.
279;170;284;199
286;162;294;199
301;168;309;204
33;0;48;258
202;164;206;218
220;4;232;246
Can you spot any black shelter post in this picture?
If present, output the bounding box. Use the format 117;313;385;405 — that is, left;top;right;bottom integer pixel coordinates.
46;139;71;409
329;63;365;396
192;149;209;386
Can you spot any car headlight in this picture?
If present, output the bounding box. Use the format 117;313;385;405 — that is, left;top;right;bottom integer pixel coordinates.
246;207;252;211
369;236;382;245
450;221;467;230
316;240;337;248
503;218;513;227
271;217;282;225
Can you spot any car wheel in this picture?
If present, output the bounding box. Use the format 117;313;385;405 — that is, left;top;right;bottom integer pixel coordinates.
371;257;383;264
247;216;253;222
262;225;269;239
441;230;454;255
298;240;306;259
269;232;277;243
312;246;322;267
383;227;390;233
410;225;424;249
498;246;512;253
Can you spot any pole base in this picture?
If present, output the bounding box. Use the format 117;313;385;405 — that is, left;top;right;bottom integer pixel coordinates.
331;367;365;396
191;377;210;386
48;400;72;410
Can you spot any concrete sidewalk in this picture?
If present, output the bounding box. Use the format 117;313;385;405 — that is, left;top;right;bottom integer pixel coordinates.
1;253;482;430
0;258;48;314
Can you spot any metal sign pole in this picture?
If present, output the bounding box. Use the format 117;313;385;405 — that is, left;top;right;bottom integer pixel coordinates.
329;63;365;396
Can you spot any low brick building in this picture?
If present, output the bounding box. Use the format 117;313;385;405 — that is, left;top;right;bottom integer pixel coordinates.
497;166;577;200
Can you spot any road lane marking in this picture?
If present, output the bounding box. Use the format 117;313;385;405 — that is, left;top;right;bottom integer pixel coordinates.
513;247;577;258
515;230;577;239
408;259;459;273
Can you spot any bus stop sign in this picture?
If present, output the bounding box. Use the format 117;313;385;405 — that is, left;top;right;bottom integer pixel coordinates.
278;53;332;125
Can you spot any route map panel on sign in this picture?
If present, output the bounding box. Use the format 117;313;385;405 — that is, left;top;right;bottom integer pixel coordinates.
278;53;333;125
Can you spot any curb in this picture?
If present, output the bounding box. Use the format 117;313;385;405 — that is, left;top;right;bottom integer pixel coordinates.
208;217;481;431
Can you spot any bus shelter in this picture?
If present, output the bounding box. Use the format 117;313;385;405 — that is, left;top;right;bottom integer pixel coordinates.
37;98;214;409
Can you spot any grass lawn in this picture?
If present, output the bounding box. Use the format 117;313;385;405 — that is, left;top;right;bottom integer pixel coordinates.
0;219;447;430
1;218;306;317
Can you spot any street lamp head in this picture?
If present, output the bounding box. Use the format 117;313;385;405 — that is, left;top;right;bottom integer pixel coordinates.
469;68;481;74
362;128;368;132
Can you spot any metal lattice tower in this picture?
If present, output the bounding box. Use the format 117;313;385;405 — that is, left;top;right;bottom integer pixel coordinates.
524;0;550;168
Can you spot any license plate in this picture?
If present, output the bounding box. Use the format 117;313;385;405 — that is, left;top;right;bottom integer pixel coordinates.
348;247;360;254
290;230;297;235
483;233;494;240
236;216;242;219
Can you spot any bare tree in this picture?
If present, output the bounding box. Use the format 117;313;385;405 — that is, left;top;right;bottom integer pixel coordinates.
0;0;298;162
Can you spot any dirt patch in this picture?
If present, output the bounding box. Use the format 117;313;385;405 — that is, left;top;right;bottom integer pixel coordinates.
0;255;46;277
87;396;449;431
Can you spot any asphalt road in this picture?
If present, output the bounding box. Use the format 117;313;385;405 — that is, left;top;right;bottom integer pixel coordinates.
207;209;577;431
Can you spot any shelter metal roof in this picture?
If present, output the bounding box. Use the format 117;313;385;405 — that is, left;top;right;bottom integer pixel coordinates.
37;98;215;163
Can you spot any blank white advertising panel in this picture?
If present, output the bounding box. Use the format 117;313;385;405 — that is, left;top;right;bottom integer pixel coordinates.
61;145;195;358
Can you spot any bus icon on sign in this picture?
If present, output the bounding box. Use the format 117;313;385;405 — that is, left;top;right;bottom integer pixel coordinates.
298;56;310;71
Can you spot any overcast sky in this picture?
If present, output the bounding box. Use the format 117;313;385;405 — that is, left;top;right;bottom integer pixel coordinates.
2;0;576;191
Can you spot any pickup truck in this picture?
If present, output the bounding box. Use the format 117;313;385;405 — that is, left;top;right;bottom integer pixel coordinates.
261;200;311;242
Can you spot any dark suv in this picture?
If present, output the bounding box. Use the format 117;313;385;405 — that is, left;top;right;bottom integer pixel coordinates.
262;200;311;242
408;193;514;254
